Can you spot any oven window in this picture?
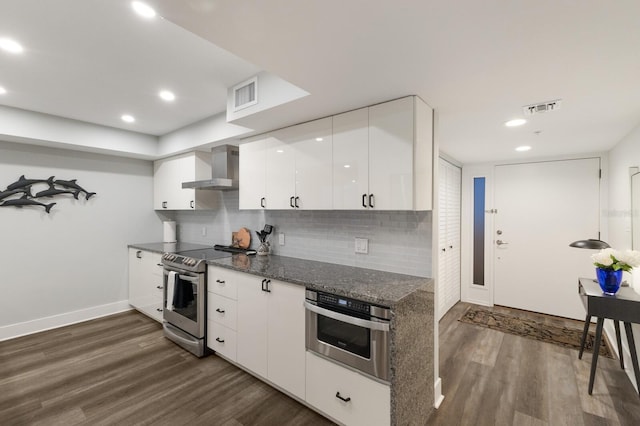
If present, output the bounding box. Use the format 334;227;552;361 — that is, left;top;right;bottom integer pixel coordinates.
317;315;370;359
172;278;198;322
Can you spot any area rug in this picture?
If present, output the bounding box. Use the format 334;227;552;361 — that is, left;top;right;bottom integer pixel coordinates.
459;306;614;359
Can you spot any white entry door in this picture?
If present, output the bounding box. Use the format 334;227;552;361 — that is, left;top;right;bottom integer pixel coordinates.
493;158;600;320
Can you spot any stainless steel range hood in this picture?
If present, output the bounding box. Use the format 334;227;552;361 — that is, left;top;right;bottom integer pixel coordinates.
182;145;239;190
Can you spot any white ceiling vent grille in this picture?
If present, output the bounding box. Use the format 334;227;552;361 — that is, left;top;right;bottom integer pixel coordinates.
233;76;258;112
522;99;562;116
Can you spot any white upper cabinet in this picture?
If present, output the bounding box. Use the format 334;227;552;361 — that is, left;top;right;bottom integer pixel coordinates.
240;96;433;211
153;152;217;210
333;107;370;209
240;117;333;210
239;135;268;209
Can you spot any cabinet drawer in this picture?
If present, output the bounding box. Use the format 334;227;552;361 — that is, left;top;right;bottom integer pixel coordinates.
207;293;237;330
306;352;390;426
207;266;240;300
207;321;237;361
139;303;163;323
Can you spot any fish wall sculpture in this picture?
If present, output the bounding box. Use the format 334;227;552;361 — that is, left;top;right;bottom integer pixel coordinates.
0;175;97;214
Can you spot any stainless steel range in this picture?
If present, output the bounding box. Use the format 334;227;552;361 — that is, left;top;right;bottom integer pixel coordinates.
161;247;237;357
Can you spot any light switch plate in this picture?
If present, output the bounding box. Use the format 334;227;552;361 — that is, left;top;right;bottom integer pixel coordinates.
279;233;285;246
355;237;368;254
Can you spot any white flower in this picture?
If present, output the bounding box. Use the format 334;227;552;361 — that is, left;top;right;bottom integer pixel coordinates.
616;250;640;268
592;248;615;266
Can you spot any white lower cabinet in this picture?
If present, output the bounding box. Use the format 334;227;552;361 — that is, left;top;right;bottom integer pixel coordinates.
207;266;240;362
306;352;390;426
128;248;163;323
236;275;306;400
207;321;237;361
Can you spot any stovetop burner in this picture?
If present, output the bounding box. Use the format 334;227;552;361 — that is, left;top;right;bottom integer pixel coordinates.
162;245;256;273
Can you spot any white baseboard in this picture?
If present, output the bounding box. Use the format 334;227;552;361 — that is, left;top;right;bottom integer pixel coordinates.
434;377;445;408
0;300;133;342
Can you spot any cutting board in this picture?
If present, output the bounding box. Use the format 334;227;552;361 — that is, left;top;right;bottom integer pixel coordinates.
232;227;251;249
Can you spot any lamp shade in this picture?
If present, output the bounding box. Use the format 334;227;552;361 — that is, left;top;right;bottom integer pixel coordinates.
569;239;611;249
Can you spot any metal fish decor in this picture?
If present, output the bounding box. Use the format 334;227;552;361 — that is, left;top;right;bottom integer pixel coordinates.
0;175;97;214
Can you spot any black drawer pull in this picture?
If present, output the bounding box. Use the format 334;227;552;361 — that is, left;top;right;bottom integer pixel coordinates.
215;308;225;314
156;308;163;312
136;250;142;259
335;392;351;403
156;285;163;289
215;337;225;343
216;279;225;284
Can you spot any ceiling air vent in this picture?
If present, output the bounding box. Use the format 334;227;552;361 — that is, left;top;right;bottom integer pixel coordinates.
522;99;562;116
233;76;258;112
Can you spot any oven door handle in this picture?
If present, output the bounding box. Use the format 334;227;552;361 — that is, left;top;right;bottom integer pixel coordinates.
304;301;390;332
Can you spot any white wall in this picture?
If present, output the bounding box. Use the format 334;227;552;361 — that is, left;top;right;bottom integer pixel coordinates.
607;122;640;390
0;141;161;340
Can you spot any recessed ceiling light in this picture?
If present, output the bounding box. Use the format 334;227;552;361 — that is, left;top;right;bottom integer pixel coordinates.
159;90;175;102
121;114;135;123
515;145;531;152
315;137;323;142
0;38;24;54
0;86;6;95
344;164;351;168
505;118;527;127
131;1;157;19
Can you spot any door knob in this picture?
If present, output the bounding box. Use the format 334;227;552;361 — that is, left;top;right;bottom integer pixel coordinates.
496;240;509;246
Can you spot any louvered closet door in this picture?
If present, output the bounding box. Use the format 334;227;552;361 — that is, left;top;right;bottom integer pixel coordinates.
438;158;461;320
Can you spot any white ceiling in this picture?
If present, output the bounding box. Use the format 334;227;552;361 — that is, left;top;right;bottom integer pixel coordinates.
2;0;640;163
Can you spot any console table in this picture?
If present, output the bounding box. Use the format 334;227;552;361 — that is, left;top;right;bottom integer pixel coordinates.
578;277;640;397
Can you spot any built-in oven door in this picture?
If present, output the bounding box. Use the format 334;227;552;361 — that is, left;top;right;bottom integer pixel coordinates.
163;267;205;338
304;301;390;382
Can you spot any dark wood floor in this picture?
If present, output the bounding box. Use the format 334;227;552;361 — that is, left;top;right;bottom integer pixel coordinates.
2;305;640;425
428;303;640;426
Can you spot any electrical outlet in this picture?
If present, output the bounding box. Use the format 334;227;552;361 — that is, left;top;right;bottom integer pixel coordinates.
201;227;207;237
355;238;368;254
279;233;285;246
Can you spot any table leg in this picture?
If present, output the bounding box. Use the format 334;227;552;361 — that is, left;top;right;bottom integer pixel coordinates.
623;322;640;399
579;314;592;360
588;317;604;395
614;320;624;369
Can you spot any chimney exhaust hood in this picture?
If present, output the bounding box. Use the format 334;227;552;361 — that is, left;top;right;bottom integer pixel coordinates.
182;145;239;190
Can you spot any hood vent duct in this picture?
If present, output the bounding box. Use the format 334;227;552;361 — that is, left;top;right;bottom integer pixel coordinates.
182;145;239;191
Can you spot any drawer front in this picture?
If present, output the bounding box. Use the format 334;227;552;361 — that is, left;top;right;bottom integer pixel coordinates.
306;352;390;426
207;293;237;330
150;252;163;277
207;321;237;361
139;303;163;323
208;266;239;300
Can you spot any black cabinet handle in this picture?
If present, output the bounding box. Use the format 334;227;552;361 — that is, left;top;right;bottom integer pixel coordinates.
290;196;295;208
335;392;351;403
362;194;367;208
216;279;225;284
156;285;163;289
265;279;271;293
156;263;163;267
162;201;167;209
261;197;266;208
156;308;163;312
261;279;271;293
190;200;194;209
261;279;267;292
136;250;142;259
368;194;375;208
215;337;225;343
215;308;225;314
294;196;300;208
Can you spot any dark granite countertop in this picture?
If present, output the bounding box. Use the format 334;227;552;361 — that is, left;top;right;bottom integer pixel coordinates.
128;242;212;254
208;254;433;307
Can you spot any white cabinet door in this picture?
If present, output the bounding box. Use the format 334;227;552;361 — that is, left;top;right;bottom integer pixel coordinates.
265;130;296;209
153;152;216;210
306;352;390;426
236;275;269;378
291;117;333;210
128;249;163;323
369;97;415;210
267;280;306;400
333;107;369;210
438;158;461;320
239;136;268;209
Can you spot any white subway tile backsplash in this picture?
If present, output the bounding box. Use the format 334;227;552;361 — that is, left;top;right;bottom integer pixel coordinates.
172;192;432;277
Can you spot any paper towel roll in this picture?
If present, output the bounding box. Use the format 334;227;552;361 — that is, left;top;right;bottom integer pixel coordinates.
163;221;177;243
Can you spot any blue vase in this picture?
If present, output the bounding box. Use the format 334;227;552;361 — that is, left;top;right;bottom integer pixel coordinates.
596;268;623;295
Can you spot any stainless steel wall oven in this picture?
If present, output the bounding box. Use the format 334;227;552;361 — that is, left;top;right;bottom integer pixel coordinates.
304;289;391;382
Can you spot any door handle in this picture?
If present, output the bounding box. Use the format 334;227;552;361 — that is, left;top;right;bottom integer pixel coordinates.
190;200;194;209
290;196;295;208
215;308;225;314
260;197;266;208
496;240;509;246
368;194;374;208
362;194;367;208
294;196;300;208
